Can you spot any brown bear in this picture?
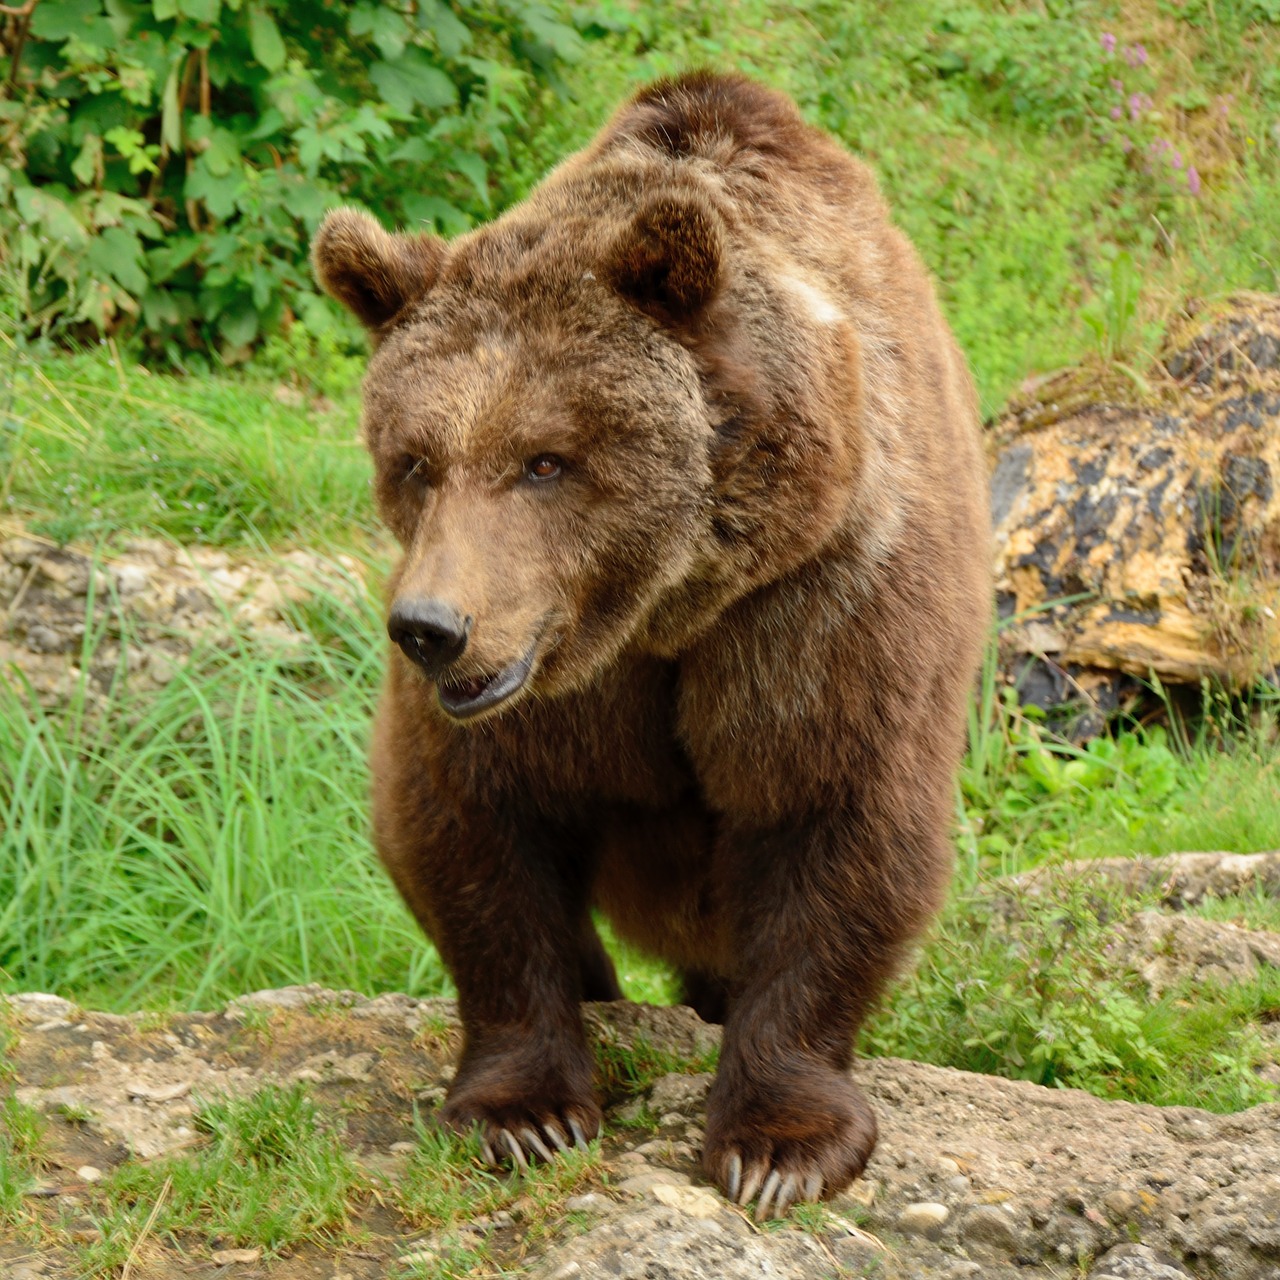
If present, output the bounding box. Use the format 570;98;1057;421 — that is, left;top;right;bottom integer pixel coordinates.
312;70;990;1218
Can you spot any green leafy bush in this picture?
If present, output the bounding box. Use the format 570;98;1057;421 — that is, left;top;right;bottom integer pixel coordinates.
0;0;586;358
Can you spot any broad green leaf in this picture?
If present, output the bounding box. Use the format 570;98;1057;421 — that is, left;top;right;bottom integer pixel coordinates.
248;5;286;72
178;0;220;20
71;133;103;186
450;150;488;208
350;3;408;60
186;166;243;221
369;50;457;114
31;0;103;41
85;225;149;295
160;58;183;153
417;0;470;58
218;303;259;347
152;0;178;18
14;186;89;248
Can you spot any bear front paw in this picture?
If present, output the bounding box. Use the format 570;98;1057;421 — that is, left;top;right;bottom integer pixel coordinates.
440;1079;603;1172
703;1067;877;1219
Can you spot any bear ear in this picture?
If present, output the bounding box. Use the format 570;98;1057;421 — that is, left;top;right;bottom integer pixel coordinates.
603;194;723;324
311;207;445;331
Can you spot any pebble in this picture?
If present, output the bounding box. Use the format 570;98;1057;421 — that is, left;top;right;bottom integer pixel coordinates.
649;1182;722;1218
389;1140;416;1154
210;1248;261;1265
959;1204;1020;1257
897;1201;950;1238
618;1169;692;1196
76;1166;103;1184
565;1192;610;1212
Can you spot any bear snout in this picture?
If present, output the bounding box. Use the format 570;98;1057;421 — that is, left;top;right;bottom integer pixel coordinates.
387;596;471;678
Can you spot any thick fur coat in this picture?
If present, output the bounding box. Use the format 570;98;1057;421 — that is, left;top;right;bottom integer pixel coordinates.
312;71;990;1216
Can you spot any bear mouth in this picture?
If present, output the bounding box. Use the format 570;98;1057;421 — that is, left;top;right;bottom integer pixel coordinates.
436;645;536;720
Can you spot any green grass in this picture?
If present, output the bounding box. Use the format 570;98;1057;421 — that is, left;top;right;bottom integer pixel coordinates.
79;1083;364;1273
0;581;446;1011
0;339;373;551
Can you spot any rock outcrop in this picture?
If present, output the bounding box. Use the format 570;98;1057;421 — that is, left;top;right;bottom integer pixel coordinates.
991;294;1280;716
5;983;1280;1280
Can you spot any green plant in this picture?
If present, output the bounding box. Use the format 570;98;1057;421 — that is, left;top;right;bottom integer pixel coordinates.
80;1082;364;1271
0;0;588;358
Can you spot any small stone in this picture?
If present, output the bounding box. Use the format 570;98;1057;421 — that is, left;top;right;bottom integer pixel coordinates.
831;1232;886;1270
618;1169;691;1196
1103;1189;1142;1222
389;1141;416;1154
649;1182;722;1218
897;1201;949;1238
1088;1243;1193;1279
614;1098;647;1125
210;1249;262;1265
648;1073;712;1114
125;1079;191;1103
959;1204;1020;1257
565;1192;610;1212
610;1151;650;1172
76;1166;103;1184
839;1178;877;1209
933;1155;961;1176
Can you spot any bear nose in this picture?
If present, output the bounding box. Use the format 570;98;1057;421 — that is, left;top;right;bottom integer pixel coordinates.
388;597;470;677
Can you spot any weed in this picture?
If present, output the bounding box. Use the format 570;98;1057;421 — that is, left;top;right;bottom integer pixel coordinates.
594;1034;718;1103
80;1082;364;1272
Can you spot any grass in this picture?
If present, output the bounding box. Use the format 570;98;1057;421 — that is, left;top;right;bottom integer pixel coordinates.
80;1083;364;1273
0;338;373;551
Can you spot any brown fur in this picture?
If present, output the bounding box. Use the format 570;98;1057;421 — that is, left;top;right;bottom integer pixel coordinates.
312;70;990;1210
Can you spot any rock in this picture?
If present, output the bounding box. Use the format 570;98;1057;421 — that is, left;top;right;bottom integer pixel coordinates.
959;1204;1021;1258
991;294;1280;707
649;1183;723;1218
898;1202;950;1238
7;993;1280;1279
1089;1243;1194;1278
1006;850;1280;909
648;1072;713;1114
210;1248;262;1265
75;1166;103;1183
1115;910;1280;995
0;531;370;709
531;1205;832;1279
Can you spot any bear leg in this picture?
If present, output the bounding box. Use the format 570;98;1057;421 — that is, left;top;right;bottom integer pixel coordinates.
699;805;950;1218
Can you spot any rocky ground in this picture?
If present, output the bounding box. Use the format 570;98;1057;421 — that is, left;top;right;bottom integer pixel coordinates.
4;852;1280;1280
0;525;370;707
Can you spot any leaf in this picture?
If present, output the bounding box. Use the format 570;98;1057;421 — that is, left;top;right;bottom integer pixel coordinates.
71;133;103;186
178;0;220;20
450;149;488;208
31;0;104;41
85;226;149;295
219;302;259;347
160;58;184;153
369;50;458;114
248;6;286;72
418;0;471;58
350;3;408;60
14;186;89;248
152;0;178;17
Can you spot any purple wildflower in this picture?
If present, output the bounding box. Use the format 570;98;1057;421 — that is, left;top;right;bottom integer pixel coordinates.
1171;151;1183;168
1100;32;1117;55
1187;166;1201;195
1129;93;1143;121
1124;43;1148;68
1110;105;1122;120
1110;78;1125;93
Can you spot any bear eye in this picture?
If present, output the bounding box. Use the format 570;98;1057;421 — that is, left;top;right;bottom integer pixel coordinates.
398;455;430;489
525;454;564;482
